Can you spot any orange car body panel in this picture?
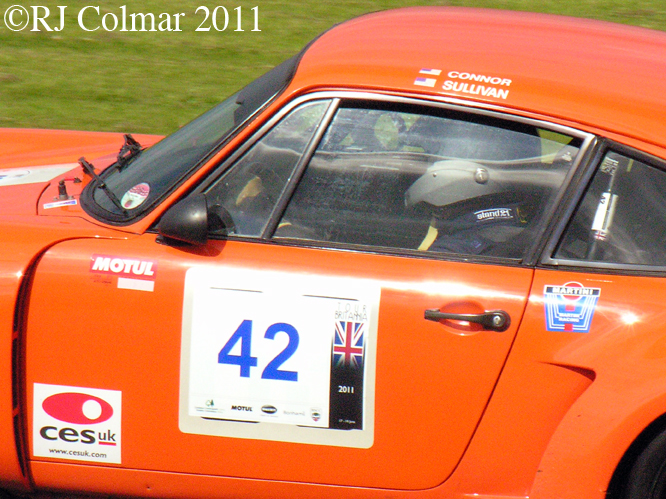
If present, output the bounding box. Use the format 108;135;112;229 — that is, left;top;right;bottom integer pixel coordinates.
2;6;666;499
24;237;532;491
0;129;161;493
0;218;133;493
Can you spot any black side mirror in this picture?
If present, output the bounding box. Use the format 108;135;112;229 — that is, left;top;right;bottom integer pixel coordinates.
207;203;236;235
157;194;209;246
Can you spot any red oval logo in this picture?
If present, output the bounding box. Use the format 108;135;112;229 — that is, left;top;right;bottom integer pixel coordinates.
42;392;113;425
562;281;585;302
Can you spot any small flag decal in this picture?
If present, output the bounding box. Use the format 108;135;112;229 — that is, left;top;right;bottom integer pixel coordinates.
414;77;437;87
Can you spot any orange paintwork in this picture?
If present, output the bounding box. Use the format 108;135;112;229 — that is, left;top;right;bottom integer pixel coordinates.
2;6;666;499
0;128;162;168
24;238;531;492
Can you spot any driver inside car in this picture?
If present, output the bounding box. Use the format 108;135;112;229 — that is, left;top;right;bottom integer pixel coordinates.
405;159;536;257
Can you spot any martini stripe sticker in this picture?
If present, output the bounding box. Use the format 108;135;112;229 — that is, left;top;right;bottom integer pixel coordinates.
544;282;600;333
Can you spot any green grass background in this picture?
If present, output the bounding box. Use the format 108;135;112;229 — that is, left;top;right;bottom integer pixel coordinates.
1;0;664;134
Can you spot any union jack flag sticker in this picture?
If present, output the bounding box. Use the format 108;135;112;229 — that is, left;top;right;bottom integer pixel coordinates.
333;321;365;368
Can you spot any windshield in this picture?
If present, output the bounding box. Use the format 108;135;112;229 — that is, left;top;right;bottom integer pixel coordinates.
83;55;300;223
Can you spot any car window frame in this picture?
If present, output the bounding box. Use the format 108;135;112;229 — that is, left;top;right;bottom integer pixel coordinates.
80;55;305;226
195;97;339;229
191;91;596;267
542;139;666;274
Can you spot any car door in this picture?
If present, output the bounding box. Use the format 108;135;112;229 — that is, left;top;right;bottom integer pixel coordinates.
23;95;592;494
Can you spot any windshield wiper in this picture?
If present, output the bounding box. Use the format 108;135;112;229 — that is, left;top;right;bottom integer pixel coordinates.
79;157;128;215
116;134;142;170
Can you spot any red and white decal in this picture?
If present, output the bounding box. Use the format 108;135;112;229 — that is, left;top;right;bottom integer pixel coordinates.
121;182;150;209
33;383;122;464
90;254;157;292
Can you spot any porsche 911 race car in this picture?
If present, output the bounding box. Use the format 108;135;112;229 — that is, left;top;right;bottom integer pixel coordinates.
2;6;666;499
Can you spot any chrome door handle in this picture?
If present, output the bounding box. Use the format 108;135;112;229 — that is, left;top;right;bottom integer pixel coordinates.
424;309;511;332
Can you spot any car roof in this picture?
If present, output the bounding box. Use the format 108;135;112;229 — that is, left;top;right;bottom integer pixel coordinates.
290;7;666;150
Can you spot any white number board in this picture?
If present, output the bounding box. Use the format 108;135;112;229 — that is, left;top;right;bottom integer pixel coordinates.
179;266;379;448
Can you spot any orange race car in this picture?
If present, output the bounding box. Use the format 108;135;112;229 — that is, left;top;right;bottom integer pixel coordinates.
2;6;666;499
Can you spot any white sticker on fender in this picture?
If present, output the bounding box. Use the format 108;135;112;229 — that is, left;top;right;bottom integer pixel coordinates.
0;164;75;187
179;266;380;448
33;383;122;464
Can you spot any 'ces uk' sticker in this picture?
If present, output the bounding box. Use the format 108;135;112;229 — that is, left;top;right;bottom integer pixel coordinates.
33;383;122;464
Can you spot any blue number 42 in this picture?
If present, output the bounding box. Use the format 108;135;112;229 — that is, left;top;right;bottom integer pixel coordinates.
218;319;299;381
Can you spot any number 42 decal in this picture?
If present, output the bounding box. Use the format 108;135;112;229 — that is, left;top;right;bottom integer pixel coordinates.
218;319;300;381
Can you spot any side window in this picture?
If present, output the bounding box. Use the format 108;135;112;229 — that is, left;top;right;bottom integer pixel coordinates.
275;104;582;259
556;151;666;266
205;100;329;237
